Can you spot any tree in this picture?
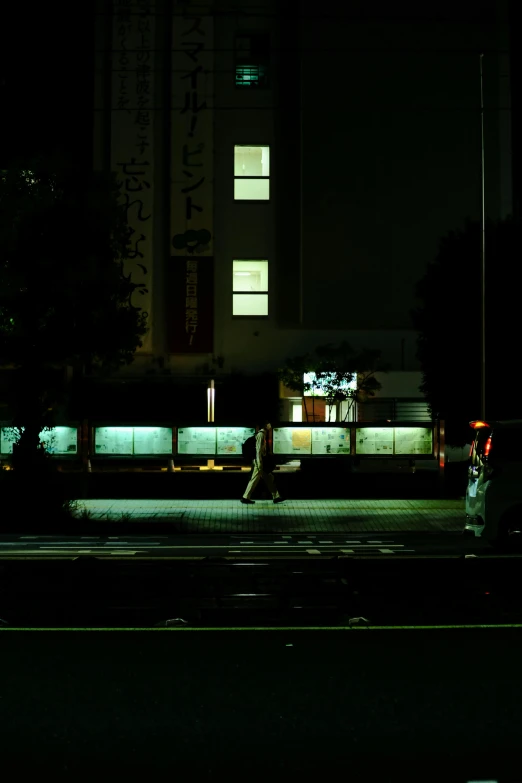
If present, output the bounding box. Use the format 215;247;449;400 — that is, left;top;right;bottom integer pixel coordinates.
411;216;520;446
0;159;148;476
278;342;385;422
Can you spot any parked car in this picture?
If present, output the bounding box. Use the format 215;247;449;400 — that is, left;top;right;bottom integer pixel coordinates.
465;420;522;546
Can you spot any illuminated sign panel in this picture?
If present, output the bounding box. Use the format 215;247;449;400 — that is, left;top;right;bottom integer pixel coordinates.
311;427;351;455
177;427;217;456
273;427;312;455
356;427;433;455
0;427;78;455
217;427;255;456
94;427;173;456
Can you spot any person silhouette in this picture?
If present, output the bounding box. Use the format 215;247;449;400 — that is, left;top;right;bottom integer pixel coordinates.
240;419;285;505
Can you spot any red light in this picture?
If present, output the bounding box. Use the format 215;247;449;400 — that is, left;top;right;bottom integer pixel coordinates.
469;443;474;457
470;420;490;429
484;436;492;457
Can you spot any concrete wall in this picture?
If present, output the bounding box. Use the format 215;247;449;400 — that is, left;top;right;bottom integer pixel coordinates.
371;372;424;399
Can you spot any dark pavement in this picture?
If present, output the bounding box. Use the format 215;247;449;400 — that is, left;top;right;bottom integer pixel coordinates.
1;627;521;781
2;543;522;779
2;552;522;628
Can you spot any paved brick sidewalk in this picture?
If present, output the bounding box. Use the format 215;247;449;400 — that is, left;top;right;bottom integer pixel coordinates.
73;499;465;535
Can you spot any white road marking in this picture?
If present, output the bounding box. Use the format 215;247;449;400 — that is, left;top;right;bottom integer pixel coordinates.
0;543;410;552
0;546;420;558
30;541;108;546
35;548;144;554
380;549;415;554
1;550;84;555
319;540;333;543
102;542;161;546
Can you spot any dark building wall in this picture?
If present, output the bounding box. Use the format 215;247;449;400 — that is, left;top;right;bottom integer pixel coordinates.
213;1;278;346
298;0;510;330
273;1;303;328
508;0;521;220
89;0;511;378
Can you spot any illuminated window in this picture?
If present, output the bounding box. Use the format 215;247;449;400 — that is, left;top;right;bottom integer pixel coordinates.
236;65;268;88
292;404;303;423
325;405;337;422
235;34;270;88
303;372;357;397
234;145;270;200
233;260;268;316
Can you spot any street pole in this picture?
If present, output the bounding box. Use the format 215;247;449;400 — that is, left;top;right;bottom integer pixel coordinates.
480;53;486;420
207;379;215;469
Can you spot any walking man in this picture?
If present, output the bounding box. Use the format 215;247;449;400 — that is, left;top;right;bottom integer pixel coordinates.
241;420;285;505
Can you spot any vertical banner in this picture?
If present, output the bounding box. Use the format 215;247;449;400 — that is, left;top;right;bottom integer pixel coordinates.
167;256;214;352
169;2;214;354
111;0;155;353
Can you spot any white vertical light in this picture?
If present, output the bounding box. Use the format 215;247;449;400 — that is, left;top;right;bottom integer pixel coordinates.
207;379;215;423
292;403;303;422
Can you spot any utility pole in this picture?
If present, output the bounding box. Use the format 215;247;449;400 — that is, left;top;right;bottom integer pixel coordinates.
480;52;486;420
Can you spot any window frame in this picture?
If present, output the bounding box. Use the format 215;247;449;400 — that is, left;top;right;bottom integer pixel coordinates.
234;32;270;89
233;144;271;202
232;258;269;318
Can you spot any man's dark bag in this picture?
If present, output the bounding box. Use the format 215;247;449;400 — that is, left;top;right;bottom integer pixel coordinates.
242;434;276;473
242;435;257;463
263;453;276;474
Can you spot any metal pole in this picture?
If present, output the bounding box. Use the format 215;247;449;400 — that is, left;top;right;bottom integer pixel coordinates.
299;9;304;325
207;379;215;469
480;53;486;420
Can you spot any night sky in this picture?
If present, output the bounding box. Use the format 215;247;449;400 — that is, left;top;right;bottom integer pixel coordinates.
0;4;95;168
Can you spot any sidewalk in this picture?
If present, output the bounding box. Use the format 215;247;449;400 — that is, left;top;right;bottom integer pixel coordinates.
72;498;465;535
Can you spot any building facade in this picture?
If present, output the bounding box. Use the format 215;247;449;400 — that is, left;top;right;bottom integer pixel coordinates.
90;0;512;424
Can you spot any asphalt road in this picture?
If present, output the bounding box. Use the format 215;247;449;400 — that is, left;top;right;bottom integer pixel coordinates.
0;531;493;559
0;627;521;781
2;549;522;629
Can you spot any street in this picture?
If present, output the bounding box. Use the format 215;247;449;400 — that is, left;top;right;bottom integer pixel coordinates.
1;545;522;629
0;530;492;558
1;627;522;781
2;524;522;782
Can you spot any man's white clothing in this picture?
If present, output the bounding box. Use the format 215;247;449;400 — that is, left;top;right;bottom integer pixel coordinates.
242;428;281;500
